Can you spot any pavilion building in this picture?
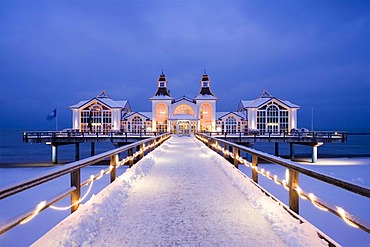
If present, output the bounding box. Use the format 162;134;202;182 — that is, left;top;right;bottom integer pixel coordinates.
69;72;300;135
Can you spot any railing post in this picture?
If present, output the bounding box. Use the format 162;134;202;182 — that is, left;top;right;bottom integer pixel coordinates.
233;147;239;168
288;169;299;214
252;154;258;183
70;168;81;213
110;154;117;183
128;147;134;168
139;143;145;160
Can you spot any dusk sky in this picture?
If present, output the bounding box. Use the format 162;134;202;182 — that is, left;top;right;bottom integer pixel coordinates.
0;0;369;131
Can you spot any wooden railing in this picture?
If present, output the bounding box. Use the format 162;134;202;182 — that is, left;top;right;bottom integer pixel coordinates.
201;130;347;143
0;133;171;234
196;133;370;234
23;131;163;143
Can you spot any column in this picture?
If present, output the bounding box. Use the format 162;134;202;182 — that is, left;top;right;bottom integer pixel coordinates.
312;146;318;163
52;144;58;164
91;142;95;156
75;143;80;161
289;143;295;160
274;142;279;157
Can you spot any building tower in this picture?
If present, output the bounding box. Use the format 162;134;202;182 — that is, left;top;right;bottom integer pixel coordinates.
194;71;218;132
150;71;173;132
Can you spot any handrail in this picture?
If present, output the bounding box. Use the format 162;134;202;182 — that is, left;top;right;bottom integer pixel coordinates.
200;130;347;143
0;133;171;234
195;133;370;234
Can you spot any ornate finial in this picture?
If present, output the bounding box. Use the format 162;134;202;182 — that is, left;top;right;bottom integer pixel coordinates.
204;69;207;75
161;69;164;76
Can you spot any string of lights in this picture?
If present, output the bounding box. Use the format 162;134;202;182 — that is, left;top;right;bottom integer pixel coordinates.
18;136;167;226
197;135;361;229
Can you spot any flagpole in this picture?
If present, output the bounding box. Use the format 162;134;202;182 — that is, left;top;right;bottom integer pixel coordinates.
56;108;58;131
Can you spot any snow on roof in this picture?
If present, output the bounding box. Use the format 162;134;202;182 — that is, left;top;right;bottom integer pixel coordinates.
240;96;300;109
172;96;195;104
216;111;245;119
150;95;173;100
194;94;218;100
69;94;128;109
123;112;152;120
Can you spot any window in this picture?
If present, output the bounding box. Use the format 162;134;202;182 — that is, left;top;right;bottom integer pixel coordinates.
131;116;143;133
200;103;212;131
202;82;208;87
156;103;168;132
174;104;194;115
160;82;165;87
80;103;112;133
256;102;289;134
225;116;237;133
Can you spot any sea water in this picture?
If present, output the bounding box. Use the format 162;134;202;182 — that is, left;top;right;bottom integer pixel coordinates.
1;128;369;165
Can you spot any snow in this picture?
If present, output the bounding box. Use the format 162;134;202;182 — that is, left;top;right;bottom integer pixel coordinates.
32;137;328;246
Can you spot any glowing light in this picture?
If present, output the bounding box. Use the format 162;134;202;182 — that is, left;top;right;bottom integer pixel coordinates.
308;193;328;211
295;186;307;200
20;201;46;224
273;175;282;185
337;207;359;228
285;169;289;183
282;180;290;191
50;175;95;211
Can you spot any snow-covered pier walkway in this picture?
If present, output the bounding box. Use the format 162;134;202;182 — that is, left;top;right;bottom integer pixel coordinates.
34;136;327;247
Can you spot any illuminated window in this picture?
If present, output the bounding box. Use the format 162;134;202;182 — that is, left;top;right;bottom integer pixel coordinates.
256;103;289;134
80;103;112;133
200;103;212;131
156;103;168;132
174;104;194;115
131;116;143;133
225;116;237;133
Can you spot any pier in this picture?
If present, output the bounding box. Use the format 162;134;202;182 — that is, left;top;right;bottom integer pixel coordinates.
2;135;369;246
23;130;347;163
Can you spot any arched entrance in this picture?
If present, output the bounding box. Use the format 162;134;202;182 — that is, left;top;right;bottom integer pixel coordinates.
177;120;191;136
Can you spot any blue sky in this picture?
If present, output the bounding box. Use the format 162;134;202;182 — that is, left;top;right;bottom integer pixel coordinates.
0;0;369;131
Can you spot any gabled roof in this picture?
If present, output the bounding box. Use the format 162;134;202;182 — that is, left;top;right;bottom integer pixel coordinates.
123;111;152;121
239;90;300;109
69;91;130;110
172;95;196;104
216;111;245;120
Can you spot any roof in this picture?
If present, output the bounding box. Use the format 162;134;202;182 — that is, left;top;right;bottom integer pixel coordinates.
195;73;218;100
152;72;172;98
69;91;129;109
172;96;195;104
123;112;152;120
216;111;245;120
194;93;218;100
239;90;300;109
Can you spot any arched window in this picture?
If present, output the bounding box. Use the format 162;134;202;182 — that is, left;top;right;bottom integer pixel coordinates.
174;104;194;115
266;104;279;133
156;103;168;132
200;103;212;131
131;116;143;133
225;116;237;133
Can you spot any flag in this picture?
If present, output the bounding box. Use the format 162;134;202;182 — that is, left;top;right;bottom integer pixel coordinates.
47;108;57;120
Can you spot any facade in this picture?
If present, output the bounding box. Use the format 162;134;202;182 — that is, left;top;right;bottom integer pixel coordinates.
237;90;300;134
70;73;300;134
